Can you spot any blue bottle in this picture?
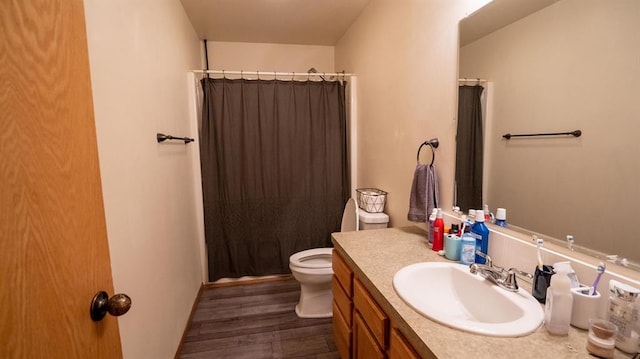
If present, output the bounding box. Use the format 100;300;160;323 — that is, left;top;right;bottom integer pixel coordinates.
471;213;490;264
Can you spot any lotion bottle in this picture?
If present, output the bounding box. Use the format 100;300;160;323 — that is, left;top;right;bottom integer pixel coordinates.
483;204;492;222
544;266;573;335
427;208;438;245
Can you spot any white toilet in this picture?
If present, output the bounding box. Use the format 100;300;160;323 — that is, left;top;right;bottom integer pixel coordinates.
289;198;389;318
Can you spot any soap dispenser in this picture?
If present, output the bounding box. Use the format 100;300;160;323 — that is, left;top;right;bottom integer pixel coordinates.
544;266;573;335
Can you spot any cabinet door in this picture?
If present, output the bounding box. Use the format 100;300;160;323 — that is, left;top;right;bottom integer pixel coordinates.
353;312;385;359
333;302;352;359
333;250;353;296
333;276;353;325
388;328;420;359
354;279;389;348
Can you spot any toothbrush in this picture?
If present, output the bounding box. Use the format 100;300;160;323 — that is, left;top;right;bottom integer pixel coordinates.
458;215;468;235
535;236;544;270
589;262;606;296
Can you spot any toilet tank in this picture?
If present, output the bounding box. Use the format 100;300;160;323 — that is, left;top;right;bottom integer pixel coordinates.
357;209;389;230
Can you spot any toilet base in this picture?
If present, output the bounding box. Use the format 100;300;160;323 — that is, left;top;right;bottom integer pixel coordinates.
295;304;332;319
293;281;333;319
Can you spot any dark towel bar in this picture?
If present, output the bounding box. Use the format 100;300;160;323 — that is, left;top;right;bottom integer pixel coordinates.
157;133;194;144
416;138;439;165
502;130;581;140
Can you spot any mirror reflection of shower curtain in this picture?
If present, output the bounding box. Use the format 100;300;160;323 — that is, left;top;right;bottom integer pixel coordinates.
199;78;349;281
456;85;484;212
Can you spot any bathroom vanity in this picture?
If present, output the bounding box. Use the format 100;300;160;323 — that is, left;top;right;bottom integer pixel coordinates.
331;226;636;358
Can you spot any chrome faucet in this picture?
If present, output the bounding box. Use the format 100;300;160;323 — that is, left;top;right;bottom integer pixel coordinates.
469;250;533;292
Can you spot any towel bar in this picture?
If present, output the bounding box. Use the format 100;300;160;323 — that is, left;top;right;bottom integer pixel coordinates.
157;133;194;144
502;130;581;140
416;138;439;165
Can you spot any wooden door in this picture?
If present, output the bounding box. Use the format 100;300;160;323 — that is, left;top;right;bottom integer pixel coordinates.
0;1;123;357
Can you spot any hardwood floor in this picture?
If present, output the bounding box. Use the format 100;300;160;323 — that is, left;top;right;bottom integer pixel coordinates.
178;277;339;359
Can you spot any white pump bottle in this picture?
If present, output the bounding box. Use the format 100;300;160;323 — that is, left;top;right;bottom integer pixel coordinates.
544;266;574;335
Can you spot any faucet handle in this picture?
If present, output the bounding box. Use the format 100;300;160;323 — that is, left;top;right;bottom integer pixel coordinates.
509;268;533;280
503;268;534;292
475;250;492;267
503;269;518;291
503;270;519;291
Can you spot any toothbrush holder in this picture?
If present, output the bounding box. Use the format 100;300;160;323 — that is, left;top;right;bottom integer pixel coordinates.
532;264;555;303
571;286;604;330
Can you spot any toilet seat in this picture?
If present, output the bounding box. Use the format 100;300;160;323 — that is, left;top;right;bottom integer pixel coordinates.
341;198;358;232
289;248;332;269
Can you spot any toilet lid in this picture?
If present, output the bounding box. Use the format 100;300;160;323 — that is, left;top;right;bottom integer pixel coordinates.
341;198;357;232
289;248;332;269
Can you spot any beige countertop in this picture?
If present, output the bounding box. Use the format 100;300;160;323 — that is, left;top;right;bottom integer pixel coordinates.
332;226;634;359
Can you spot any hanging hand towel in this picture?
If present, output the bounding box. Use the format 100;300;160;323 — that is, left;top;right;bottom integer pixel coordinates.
407;164;439;222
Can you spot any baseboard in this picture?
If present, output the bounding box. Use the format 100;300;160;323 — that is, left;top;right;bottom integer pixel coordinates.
174;283;203;359
204;274;293;288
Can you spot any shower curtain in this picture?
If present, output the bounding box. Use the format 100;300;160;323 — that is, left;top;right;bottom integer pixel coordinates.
456;85;484;212
200;78;349;281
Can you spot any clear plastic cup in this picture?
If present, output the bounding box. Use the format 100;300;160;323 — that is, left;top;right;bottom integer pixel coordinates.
586;319;618;359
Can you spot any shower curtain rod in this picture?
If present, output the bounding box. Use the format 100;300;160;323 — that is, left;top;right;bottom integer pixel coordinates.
458;78;487;83
192;70;354;77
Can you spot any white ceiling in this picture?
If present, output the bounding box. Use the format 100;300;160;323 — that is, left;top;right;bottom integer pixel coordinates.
180;0;372;46
460;0;559;46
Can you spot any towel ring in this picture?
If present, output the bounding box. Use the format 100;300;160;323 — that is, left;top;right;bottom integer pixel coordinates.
416;138;439;166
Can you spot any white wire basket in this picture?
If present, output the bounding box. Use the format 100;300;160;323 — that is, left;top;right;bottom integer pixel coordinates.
356;188;387;213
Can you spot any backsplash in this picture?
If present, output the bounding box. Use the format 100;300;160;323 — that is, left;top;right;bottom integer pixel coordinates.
443;211;640;313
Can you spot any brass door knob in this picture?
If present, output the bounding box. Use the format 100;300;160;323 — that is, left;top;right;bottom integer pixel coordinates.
90;291;132;321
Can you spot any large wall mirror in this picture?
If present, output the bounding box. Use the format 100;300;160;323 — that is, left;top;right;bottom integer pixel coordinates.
457;0;640;268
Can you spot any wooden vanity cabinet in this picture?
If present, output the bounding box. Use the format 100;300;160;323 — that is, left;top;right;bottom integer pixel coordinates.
353;311;385;359
332;250;353;358
388;328;420;359
353;278;388;349
332;250;420;359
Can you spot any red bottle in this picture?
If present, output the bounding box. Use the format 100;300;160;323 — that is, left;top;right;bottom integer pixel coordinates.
432;209;444;251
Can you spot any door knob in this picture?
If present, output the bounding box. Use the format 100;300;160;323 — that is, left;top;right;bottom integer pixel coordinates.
90;291;132;321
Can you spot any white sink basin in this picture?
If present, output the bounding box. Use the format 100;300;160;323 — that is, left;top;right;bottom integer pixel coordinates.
393;262;543;337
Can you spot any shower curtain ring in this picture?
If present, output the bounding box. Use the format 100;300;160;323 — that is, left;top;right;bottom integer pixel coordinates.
240;70;244;80
291;72;295;81
257;70;260;80
222;70;226;79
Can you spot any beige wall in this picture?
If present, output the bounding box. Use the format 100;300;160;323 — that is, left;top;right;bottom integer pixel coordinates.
335;0;487;227
459;0;640;261
84;1;203;358
76;0;506;356
207;41;335;73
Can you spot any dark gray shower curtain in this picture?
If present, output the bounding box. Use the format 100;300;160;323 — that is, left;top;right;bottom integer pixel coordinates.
200;78;349;281
456;85;484;212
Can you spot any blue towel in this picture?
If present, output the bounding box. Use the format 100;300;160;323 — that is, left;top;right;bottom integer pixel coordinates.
407;164;439;222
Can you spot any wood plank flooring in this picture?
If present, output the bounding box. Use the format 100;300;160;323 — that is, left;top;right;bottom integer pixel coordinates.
178;277;339;359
